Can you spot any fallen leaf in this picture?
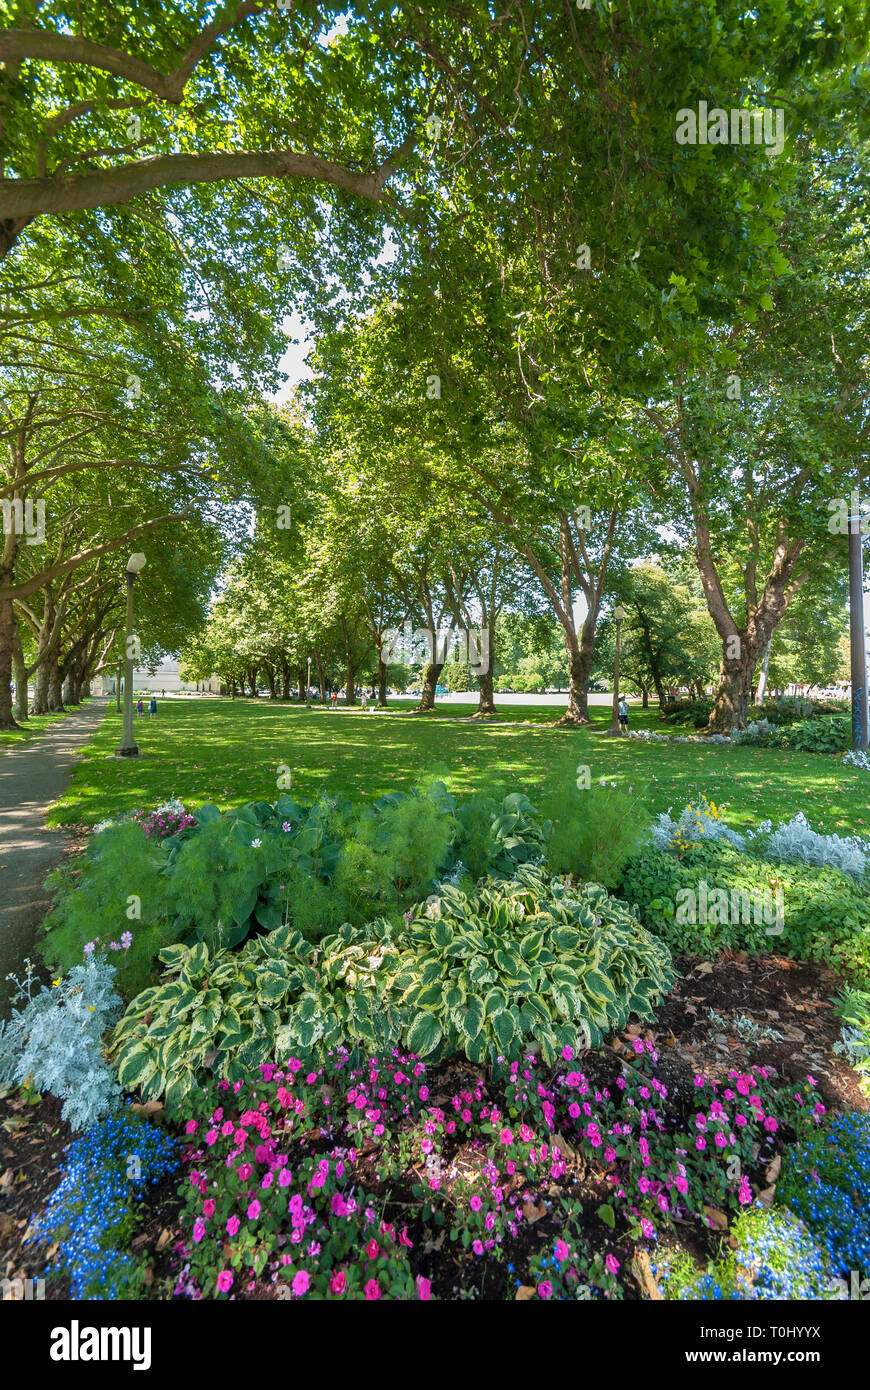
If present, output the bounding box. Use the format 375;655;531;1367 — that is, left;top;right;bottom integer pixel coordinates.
695;962;714;975
522;1201;547;1224
156;1228;172;1252
0;1168;13;1188
515;1285;537;1300
757;1185;776;1208
703;1205;729;1230
684;1004;698;1017
142;1267;153;1286
551;1134;576;1161
765;1155;782;1184
131;1100;164;1117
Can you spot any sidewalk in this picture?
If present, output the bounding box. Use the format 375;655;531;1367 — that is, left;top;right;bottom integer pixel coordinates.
0;697;108;1018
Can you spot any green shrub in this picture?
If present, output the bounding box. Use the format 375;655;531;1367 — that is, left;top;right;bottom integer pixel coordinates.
111;866;674;1103
40;820;178;996
332;783;456;917
781;717;849;753
619;844;870;984
541;769;651;889
45;786;555;994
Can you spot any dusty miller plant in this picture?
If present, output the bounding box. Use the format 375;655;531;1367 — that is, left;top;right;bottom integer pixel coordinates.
0;956;123;1129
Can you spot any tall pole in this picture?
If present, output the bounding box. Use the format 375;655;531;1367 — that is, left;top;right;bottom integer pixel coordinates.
116;657;122;713
307;656;312;706
116;572;139;756
849;504;868;751
609;605;625;733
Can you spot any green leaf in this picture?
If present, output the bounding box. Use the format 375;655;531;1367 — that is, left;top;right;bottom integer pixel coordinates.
596;1203;616;1229
406;1011;443;1057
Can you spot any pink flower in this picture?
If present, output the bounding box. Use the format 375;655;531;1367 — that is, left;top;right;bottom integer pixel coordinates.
537;1280;553;1299
238;1163;253;1181
203;1199;216;1218
192;1219;206;1243
554;1239;570;1263
416;1275;432;1300
205;1129;218;1146
364;1279;381;1300
226;1215;240;1236
184;1120;197;1135
605;1254;619;1275
216;1270;233;1293
366;1238;379;1260
470;1195;482;1212
738;1177;752;1205
292;1270;310;1296
329;1270;347;1296
499;1128;514;1146
247;1199;261;1220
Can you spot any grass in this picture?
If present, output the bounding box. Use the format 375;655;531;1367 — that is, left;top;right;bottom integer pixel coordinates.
45;694;870;838
0;698;92;749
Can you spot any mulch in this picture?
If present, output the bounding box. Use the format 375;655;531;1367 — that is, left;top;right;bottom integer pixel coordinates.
0;950;864;1300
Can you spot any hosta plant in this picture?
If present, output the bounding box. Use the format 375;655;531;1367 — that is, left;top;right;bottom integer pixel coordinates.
111;866;674;1103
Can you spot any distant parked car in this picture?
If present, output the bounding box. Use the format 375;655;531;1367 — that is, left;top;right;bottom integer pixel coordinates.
435;684;448;694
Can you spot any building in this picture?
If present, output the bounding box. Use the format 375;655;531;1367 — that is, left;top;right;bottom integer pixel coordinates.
100;658;221;695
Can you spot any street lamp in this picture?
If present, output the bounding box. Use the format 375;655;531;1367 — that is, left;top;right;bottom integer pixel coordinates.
116;553;146;757
306;656;312;707
609;604;626;734
849;501;869;751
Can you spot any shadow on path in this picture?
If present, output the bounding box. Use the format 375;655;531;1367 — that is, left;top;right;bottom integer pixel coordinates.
0;698;108;1018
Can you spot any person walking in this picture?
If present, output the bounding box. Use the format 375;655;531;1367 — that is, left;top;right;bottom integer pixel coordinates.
136;697;144;719
360;690;368;711
148;695;158;719
617;694;629;734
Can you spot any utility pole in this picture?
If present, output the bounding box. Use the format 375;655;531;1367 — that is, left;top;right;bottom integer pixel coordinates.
116;553;146;757
849;502;868;751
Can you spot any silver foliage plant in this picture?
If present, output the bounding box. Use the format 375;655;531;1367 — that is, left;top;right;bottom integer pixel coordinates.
650;804;746;852
746;812;869;882
650;804;868;883
0;956;123;1130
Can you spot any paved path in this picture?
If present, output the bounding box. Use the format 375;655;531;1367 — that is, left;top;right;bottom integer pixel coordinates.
0;698;108;1018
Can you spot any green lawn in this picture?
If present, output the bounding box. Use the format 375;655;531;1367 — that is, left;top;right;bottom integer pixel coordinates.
0;698;91;749
45;695;870;838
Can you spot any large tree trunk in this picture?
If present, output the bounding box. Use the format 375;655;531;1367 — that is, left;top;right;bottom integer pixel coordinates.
755;639;772;706
0;594;21;730
377;656;387;708
414;658;443;712
48;661;64;712
707;643;757;732
12;622;28;722
298;668;306;702
475;665;496;716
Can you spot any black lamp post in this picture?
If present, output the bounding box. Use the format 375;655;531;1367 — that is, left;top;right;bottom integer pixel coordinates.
116;552;146;757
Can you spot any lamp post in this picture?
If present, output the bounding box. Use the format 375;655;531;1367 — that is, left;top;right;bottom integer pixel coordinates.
849;502;869;751
116;553;146;757
609;604;626;734
307;656;312;706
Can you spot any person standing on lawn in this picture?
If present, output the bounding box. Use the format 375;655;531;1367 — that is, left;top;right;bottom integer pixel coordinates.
618;694;629;734
149;695;157;719
136;697;144;718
